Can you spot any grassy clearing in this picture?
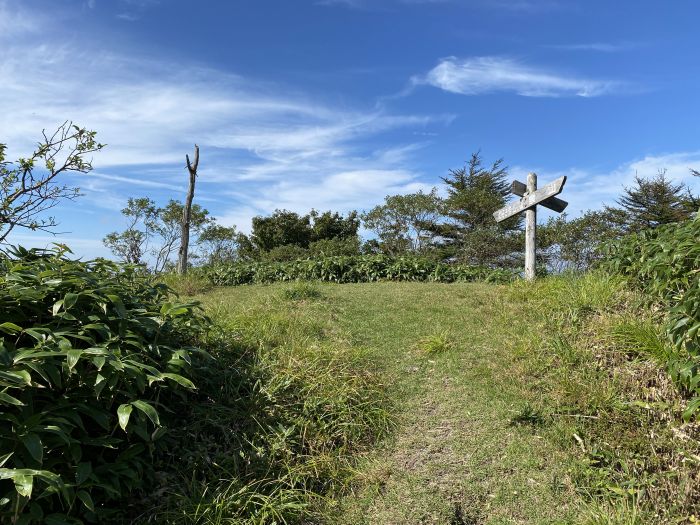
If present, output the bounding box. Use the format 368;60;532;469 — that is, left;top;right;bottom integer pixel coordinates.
149;274;700;523
134;282;390;524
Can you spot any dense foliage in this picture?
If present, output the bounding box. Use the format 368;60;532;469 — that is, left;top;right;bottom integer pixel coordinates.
362;189;442;255
0;246;208;523
238;209;360;260
603;215;700;419
539;209;625;272
426;152;522;266
203;255;518;286
615;171;698;230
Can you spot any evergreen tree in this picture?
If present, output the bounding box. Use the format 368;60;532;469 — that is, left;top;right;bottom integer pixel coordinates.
615;171;696;230
428;152;522;266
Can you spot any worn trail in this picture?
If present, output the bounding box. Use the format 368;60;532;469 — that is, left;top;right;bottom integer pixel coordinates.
327;282;578;524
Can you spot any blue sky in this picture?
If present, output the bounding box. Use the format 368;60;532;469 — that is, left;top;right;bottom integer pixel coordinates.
2;0;699;258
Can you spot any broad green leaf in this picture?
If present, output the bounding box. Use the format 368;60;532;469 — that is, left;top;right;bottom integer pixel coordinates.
66;349;82;370
22;433;43;464
106;294;127;318
117;404;133;432
24;329;47;342
76;489;95;511
14;473;33;497
0;322;22;335
0;369;31;385
51;299;64;316
93;356;106;370
0;392;25;406
76;462;92;484
132;400;160;426
161;373;196;389
63;293;79;310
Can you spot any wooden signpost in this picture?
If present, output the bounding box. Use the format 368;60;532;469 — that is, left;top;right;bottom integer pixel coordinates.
492;173;568;281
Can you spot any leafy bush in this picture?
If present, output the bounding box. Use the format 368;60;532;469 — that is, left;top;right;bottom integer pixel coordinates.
308;237;361;257
204;255;518;286
602;215;700;419
261;244;309;262
0;246;208;523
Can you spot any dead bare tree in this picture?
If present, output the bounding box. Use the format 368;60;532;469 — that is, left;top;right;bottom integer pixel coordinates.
178;145;199;274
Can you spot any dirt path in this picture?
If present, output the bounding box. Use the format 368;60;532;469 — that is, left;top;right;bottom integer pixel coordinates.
326;282;580;524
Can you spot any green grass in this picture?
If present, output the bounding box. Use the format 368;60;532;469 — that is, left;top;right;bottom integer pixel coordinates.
146;274;700;524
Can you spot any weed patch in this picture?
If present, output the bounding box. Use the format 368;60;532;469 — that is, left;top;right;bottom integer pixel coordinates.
417;330;455;356
509;403;549;428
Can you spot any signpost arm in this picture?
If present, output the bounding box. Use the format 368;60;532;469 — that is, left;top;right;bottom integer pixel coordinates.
525;172;537;281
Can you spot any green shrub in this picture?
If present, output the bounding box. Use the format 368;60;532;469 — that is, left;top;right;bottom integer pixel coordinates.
204;255;518;286
262;244;309;262
0;246;208;523
308;237;361;257
602;216;700;419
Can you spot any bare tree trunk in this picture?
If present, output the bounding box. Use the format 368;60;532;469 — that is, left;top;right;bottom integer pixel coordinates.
178;145;199;274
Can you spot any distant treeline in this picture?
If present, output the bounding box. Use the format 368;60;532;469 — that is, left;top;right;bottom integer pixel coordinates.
102;152;700;274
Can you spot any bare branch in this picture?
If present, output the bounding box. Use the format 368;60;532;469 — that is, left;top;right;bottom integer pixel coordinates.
0;122;104;242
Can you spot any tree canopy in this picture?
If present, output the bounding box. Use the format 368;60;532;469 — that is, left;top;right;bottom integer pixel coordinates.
362;189;442;255
239;209;360;259
103;197;210;270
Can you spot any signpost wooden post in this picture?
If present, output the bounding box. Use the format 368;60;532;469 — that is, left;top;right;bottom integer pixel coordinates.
492;173;569;281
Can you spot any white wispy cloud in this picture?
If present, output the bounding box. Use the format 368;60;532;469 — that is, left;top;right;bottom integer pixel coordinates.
414;56;619;97
0;2;450;253
512;151;700;219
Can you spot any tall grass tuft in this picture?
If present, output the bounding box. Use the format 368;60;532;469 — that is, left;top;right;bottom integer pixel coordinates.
512;270;700;522
282;282;323;301
417;331;455;356
137;296;392;523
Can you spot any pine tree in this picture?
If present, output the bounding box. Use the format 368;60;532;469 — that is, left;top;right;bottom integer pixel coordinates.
615;171;696;229
428;152;522;266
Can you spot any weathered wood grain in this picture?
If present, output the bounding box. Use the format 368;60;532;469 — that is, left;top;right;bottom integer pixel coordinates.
493;175;567;223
